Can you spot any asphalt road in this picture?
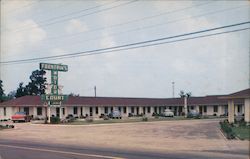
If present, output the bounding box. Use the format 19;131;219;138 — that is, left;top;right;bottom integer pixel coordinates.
0;139;248;159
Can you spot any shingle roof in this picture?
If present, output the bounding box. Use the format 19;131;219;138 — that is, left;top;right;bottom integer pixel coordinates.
219;88;250;99
0;94;244;107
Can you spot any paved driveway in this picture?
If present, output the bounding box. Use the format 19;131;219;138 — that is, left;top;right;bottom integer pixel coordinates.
0;119;249;158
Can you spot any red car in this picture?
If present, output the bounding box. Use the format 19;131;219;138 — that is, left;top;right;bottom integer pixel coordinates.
11;112;32;123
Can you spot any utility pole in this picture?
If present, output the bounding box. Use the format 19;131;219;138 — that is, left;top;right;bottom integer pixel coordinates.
94;86;96;97
172;82;175;98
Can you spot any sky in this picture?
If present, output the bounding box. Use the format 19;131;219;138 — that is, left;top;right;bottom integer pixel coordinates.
0;0;249;98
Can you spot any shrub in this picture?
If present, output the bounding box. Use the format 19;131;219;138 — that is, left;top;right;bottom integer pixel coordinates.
50;116;60;124
128;113;133;117
86;117;93;122
220;120;235;139
142;116;148;121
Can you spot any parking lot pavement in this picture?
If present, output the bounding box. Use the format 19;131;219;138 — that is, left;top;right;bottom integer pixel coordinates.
0;119;249;157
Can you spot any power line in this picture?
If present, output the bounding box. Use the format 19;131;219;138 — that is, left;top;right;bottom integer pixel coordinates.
3;27;249;65
2;0;119;32
8;1;214;46
5;0;138;33
39;27;250;61
7;3;246;53
36;1;213;40
1;21;249;65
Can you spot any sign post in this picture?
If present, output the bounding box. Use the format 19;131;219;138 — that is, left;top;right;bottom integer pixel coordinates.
40;63;68;123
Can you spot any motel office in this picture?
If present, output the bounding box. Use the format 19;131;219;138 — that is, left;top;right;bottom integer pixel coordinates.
0;89;248;121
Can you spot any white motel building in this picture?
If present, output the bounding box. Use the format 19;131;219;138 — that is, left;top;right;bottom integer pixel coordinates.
0;88;249;123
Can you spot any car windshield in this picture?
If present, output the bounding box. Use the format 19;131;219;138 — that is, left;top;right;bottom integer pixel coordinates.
15;112;26;115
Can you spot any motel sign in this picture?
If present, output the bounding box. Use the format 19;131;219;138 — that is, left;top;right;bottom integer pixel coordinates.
40;63;68;105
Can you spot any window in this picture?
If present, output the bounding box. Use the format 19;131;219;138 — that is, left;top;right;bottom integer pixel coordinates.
154;107;157;113
4;107;6;116
147;107;151;113
143;107;146;114
111;107;113;112
104;107;108;114
37;107;42;115
123;107;127;114
169;106;172;109
213;106;218;112
204;106;207;113
191;106;194;110
73;107;78;115
131;107;134;113
24;107;29;115
95;107;99;114
118;107;121;112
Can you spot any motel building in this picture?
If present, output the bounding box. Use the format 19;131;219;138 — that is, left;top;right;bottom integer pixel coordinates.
0;88;249;123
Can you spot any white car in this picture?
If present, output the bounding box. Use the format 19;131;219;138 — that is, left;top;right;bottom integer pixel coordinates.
163;109;174;117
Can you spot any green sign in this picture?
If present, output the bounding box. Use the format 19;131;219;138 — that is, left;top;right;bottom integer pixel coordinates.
40;63;68;107
40;63;68;72
41;95;68;101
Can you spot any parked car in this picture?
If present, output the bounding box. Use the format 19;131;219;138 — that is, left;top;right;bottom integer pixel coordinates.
187;110;200;118
108;110;122;119
11;112;32;123
163;109;174;117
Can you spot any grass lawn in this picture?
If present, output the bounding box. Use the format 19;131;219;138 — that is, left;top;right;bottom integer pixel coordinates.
62;116;187;125
61;116;223;125
232;126;250;140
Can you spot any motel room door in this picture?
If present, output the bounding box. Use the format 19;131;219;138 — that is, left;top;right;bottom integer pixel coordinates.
56;107;60;117
199;106;203;115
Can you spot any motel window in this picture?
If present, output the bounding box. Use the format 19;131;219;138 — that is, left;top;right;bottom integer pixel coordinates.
95;107;98;114
4;107;6;116
213;106;218;113
24;107;29;115
62;108;65;115
37;107;42;116
123;107;127;114
131;107;135;113
147;107;151;113
104;107;108;114
204;106;207;113
191;106;194;110
154;107;157;113
73;107;78;115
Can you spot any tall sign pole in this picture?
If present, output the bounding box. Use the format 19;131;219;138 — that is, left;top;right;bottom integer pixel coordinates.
40;63;68;123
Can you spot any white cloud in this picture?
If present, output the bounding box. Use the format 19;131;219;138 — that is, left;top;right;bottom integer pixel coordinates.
65;19;88;34
100;32;116;48
50;48;67;56
3;19;47;57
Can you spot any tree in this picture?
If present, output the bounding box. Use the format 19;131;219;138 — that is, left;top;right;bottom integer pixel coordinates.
179;90;192;117
0;80;5;102
179;90;192;98
26;70;47;95
69;93;80;96
16;82;28;98
7;90;16;100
